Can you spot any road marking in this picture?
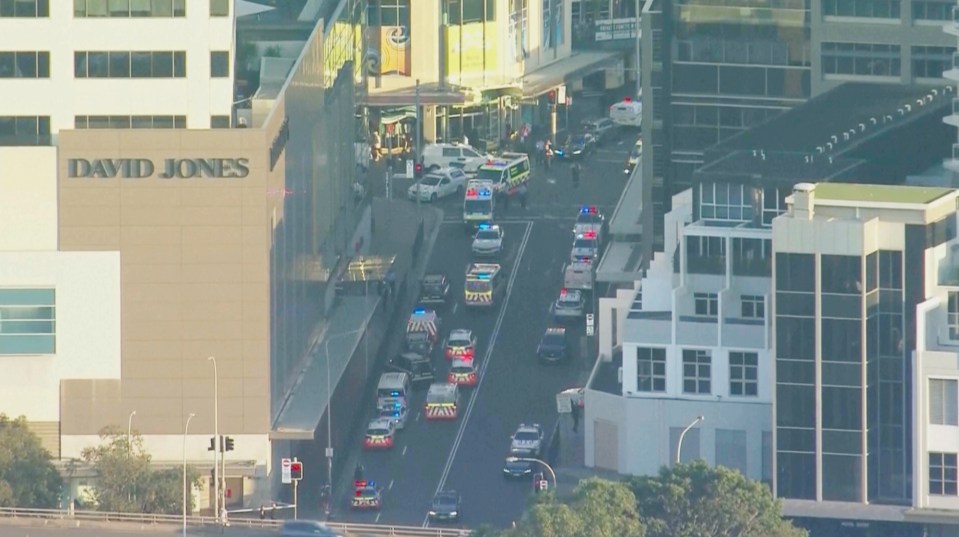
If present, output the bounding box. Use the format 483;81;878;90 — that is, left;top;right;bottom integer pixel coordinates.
402;445;408;456
376;513;382;523
423;221;534;528
389;479;394;490
414;411;421;422
546;178;556;184
452;302;458;314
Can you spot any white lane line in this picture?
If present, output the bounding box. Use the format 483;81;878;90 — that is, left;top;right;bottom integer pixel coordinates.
422;221;534;528
452;302;458;314
389;479;395;490
376;513;382;523
402;445;408;456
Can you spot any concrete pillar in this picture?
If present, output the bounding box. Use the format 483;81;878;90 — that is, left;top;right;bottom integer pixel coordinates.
423;105;438;143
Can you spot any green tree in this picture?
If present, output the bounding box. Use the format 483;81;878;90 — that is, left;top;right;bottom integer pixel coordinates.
509;478;644;537
0;414;62;508
81;427;198;515
627;461;807;537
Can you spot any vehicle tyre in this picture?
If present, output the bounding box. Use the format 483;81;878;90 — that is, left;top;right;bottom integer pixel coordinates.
430;193;438;202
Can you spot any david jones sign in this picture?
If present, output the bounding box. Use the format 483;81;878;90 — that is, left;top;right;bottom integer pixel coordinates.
68;158;250;179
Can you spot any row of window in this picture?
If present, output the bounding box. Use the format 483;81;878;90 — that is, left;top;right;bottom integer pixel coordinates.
0;116;50;146
1;0;229;17
695;183;790;227
73;50;229;78
0;289;56;355
0;51;49;78
821;0;953;19
691;292;765;319
74;115;186;129
822;43;955;79
637;348;760;397
775;251;904;293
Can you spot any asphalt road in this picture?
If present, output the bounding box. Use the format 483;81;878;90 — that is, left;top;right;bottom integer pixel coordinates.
319;132;635;528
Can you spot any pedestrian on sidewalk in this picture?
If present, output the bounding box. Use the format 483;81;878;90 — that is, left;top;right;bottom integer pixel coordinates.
571;403;581;432
544;139;554;170
535;139;545;166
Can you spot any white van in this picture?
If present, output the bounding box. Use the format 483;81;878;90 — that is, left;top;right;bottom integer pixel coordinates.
422;143;491;174
377;372;410;411
609;98;642;128
563;260;594;292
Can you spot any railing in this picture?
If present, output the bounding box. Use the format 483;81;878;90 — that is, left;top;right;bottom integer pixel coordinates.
0;507;470;537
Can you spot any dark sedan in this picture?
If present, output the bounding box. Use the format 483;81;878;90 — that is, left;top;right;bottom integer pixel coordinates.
429;490;461;522
386;352;435;388
502;456;534;479
555;133;595;160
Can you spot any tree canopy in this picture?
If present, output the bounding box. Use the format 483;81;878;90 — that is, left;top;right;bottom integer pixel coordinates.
0;414;63;508
81;426;198;514
505;462;805;537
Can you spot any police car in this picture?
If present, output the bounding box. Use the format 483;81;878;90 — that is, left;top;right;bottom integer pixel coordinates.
377;403;409;430
363;418;396;450
472;223;504;257
448;358;479;387
351;481;382;510
573;206;604;243
536;327;570;363
408;167;468;202
510;423;544;457
570;231;600;262
552;288;586;320
444;328;477;360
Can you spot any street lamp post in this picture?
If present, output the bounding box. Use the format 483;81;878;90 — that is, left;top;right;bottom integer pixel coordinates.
675;415;705;465
505;456;558;491
183;412;196;537
207;356;219;522
127;410;137;453
323;328;366;518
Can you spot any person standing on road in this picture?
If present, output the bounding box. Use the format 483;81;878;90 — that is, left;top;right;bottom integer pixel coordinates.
535;138;545;166
571;162;581;188
518;183;528;209
544;139;554;170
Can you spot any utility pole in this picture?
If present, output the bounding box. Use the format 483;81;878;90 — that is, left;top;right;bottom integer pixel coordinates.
634;0;642;99
415;79;422;213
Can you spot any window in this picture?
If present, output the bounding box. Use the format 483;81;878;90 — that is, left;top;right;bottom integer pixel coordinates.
210;51;229;77
762;186;787;226
912;46;955;79
209;0;228;16
776;253;815;292
211;115;230;128
76;51;185;78
683;349;711;394
637;347;666;392
382;0;410;26
930;453;958;495
74;0;184;16
930;379;959;426
822;0;900;17
950;293;959;340
0;115;50;145
741;295;764;319
715;429;747;474
0;51;49;78
0;289;55;355
0;0;48;16
694;293;718;316
730;351;758;396
75;115;186;129
821;42;901;77
699;182;753;221
913;0;952;20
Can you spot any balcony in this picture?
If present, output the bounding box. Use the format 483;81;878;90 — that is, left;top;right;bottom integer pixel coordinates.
677;315;718;346
723;317;766;349
948;6;959;37
939;261;959;286
572;18;639;51
945;143;959;173
687;254;726;275
626;311;672;345
946;52;959;82
946;98;959;128
732;257;771;278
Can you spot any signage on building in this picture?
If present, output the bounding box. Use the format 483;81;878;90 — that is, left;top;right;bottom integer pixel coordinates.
281;458;292;484
67;158;250;179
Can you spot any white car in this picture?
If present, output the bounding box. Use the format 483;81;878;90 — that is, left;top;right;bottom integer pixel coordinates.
422;143;491;174
408;167;468;202
570;231;600;262
609;98;642;127
378;404;409;430
472;224;504;257
510;423;544;457
552;288;586;319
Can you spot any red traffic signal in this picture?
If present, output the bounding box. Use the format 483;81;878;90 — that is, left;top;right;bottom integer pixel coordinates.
290;461;303;480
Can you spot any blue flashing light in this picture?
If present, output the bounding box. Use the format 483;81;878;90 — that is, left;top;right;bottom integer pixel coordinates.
476;274;491;280
369;481;376;487
580;206;597;214
478;223;491;230
390;391;400;396
413;307;426;314
393;403;402;408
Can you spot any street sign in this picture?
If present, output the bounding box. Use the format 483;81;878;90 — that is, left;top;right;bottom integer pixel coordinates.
281;458;292;484
538;480;549;491
555;392;573;414
586;313;595;336
557;85;567;106
406;159;414;178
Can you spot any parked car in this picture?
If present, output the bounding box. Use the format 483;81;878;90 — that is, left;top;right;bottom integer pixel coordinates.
581;117;618;144
418;273;450;306
408;167;468;202
422;143;491;173
536;327;570;364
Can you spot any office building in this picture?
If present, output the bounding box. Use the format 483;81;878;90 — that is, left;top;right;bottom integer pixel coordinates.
0;0;365;509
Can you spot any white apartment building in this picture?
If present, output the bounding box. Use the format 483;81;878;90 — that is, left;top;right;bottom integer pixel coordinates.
586;179;776;482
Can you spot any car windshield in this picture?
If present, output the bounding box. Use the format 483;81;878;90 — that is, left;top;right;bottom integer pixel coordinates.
433;494;457;507
476;168;502;182
451;365;472;374
421;175;443;186
515;430;539;441
368;427;390;436
574;238;596;249
449;337;471;347
379;409;402;419
423;282;444;293
558;295;581;306
466;280;491;292
464;199;492;213
542;333;565;346
357;488;376;497
577;213;602;224
408;332;428;342
476;230;499;240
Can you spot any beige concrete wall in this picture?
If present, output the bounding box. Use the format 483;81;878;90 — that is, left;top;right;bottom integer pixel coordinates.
56;120;286;437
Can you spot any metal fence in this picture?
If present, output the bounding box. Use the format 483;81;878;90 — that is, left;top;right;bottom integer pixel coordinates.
0;507;469;537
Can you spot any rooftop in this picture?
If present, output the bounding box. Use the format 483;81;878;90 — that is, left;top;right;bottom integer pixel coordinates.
697;151;862;185
812;183;955;205
711;83;951;155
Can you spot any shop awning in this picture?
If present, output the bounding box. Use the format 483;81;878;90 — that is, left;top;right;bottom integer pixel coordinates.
521;51;624;98
362;82;472;106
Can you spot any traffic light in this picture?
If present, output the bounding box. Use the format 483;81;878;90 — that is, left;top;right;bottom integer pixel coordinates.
547;90;556;104
225;437;235;452
414;160;424;179
290;461;303;481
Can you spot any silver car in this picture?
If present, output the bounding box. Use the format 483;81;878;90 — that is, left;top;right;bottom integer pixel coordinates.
472;224;504;256
553;289;585;319
570;232;599;262
378;404;409;430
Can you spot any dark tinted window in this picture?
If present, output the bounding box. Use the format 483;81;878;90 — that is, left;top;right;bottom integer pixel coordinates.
776;253;814;292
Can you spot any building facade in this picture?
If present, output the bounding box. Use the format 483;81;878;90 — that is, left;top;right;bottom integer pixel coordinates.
0;0;365;509
773;183;959;531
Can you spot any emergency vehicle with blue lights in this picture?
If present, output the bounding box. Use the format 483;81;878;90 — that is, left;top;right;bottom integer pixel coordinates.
474;153;530;196
464;263;503;307
463;180;494;229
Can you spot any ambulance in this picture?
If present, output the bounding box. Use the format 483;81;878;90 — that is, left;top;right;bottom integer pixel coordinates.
363;418;396;450
464;263;504;308
405;308;440;356
474;153;530;196
376;372;410;411
424;382;460;420
463;179;495;230
448;358;479;387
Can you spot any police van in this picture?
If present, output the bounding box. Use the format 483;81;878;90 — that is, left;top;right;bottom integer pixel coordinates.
563;259;594;292
463;179;494;230
475;153;530;196
609;97;642;128
376;372;410;411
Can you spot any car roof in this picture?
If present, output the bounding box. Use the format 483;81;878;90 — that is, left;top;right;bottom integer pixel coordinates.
423;273;447;283
399;351;429;362
545;327;567;335
368;418;394;429
449;328;473;339
516;423;541;432
559;289;583;300
451;358;475;368
434;490;458;500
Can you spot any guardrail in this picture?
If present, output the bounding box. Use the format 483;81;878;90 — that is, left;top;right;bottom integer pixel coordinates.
0;507;470;537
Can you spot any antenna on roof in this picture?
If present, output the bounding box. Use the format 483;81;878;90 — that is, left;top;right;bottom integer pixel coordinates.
926;95;934;103
917;99;925;107
932;89;939;96
760;150;766;160
885;115;893;122
898;108;904;116
827;142;834;151
905;104;912;113
843;132;850;141
946;87;954;93
804;155;811;164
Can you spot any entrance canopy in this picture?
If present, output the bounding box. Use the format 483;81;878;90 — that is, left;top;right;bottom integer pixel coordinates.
521;51;623;98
